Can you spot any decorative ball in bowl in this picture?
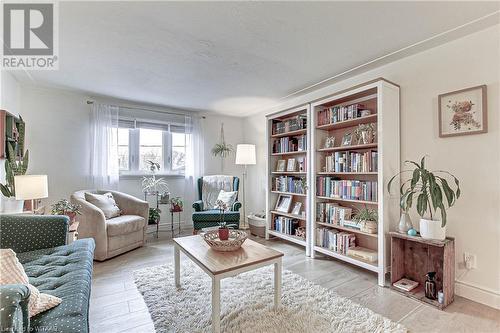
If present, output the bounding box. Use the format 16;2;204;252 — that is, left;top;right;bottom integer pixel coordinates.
203;230;248;252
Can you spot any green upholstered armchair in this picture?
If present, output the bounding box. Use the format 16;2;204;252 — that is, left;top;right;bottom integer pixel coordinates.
192;176;241;232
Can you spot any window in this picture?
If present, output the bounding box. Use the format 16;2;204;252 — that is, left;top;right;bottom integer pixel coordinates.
117;122;186;175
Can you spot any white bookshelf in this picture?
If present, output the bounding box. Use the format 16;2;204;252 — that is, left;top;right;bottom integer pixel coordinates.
265;79;400;286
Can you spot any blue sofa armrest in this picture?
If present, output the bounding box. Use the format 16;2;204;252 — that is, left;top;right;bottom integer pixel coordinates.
192;200;204;212
232;201;242;212
0;284;30;333
0;215;69;253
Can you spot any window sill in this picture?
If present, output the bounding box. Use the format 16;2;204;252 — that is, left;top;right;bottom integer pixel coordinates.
119;172;185;180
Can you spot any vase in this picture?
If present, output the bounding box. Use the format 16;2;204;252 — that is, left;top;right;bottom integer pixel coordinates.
2;198;24;213
420;218;446;240
218;228;229;240
398;213;413;233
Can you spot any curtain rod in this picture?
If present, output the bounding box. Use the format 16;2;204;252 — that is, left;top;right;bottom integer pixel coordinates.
86;100;206;119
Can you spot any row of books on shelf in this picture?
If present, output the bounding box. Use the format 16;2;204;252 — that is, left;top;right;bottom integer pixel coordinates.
273;176;306;194
316;202;357;228
316;177;378;202
316;228;355;255
272;135;307;154
324;151;378;173
272;114;307;135
274;216;300;235
317;103;369;126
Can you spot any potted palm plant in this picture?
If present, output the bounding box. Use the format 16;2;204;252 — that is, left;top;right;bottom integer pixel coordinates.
388;156;461;240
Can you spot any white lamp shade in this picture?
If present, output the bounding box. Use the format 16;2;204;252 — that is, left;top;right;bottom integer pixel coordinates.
14;175;49;200
235;144;256;165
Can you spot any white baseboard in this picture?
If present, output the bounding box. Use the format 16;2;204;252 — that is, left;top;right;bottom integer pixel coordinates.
455;280;500;310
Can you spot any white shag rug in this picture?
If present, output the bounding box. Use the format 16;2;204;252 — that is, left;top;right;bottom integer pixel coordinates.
133;262;406;333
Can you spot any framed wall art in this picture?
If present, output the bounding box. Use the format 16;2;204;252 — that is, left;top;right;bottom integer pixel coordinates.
438;85;487;137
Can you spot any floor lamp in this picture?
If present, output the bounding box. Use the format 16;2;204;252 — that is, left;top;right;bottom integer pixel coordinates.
235;144;256;229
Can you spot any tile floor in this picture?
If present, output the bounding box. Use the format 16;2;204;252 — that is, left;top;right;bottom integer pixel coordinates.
89;229;500;333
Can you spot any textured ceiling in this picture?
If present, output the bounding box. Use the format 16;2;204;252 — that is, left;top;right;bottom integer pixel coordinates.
9;1;500;116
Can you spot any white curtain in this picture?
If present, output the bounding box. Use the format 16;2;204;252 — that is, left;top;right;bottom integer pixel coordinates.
185;114;204;216
90;103;119;189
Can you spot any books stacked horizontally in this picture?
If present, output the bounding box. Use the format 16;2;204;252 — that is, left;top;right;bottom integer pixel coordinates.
316;177;378;202
317;103;365;126
274;216;299;235
316;202;352;226
324;151;378;173
316;228;355;255
273;114;307;135
273;176;306;194
272;135;307;153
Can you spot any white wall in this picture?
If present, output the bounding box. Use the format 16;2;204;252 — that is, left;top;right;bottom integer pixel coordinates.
244;25;500;308
13;85;245;224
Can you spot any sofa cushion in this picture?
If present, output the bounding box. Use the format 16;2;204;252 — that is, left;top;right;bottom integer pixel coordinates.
192;209;240;222
106;215;145;236
17;239;95;333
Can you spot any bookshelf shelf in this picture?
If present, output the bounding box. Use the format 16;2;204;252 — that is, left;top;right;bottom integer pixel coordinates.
271;171;306;175
316;221;378;238
317;172;378;176
271;128;307;138
267;230;307;247
271;210;306;221
316;114;377;131
271;191;307;197
271;150;307;156
317;143;378;152
316;196;378;205
266;79;400;286
313;246;378;272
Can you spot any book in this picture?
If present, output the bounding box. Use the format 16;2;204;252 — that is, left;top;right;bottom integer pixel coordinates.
347;246;378;262
393;278;419;292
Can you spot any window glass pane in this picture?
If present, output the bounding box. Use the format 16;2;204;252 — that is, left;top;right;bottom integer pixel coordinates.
172;146;185;171
118;128;129;171
172;132;185;147
139;128;163;171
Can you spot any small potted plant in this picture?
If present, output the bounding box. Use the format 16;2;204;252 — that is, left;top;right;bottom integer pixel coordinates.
148;208;161;225
352;206;378;234
51;199;81;223
142;160;169;196
388;156;461;240
215;199;229;240
170;197;183;212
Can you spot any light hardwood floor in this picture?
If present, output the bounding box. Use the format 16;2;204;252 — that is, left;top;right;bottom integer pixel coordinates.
90;229;500;333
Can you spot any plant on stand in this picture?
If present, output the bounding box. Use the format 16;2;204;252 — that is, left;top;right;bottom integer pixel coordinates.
388;156;461;240
51;199;82;223
170;197;183;212
141;160;169;196
0;145;29;213
148;207;161;225
211;123;233;173
352;206;378;234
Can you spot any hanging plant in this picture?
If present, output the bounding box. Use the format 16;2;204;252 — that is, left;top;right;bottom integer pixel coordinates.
211;123;233;158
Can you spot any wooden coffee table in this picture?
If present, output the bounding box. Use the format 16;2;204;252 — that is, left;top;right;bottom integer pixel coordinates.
173;235;284;333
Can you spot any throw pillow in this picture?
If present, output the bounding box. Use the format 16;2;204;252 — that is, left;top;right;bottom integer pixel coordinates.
85;192;121;219
213;190;238;210
0;249;61;317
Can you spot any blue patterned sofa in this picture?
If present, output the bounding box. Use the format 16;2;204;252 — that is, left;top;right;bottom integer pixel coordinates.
0;215;95;333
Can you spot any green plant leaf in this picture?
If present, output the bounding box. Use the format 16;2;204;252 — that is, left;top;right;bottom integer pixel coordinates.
410;168;420;189
405;160;421;169
420;156;426;169
0;184;12;197
417;193;427;217
437;177;455;207
439;203;447;227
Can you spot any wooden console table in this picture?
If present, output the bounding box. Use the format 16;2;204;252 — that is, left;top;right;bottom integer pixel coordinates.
389;232;454;309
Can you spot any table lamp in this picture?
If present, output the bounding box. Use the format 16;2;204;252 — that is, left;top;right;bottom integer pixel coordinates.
235;144;256;229
14;175;48;211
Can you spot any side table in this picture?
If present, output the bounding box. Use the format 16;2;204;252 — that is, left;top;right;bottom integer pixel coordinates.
67;221;79;244
170;208;183;234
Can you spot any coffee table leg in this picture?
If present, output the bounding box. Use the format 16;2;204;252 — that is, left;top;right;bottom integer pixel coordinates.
274;259;282;309
174;245;180;288
211;276;221;333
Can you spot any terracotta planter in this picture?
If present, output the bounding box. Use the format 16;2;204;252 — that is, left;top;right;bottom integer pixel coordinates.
218;227;229;240
66;212;77;223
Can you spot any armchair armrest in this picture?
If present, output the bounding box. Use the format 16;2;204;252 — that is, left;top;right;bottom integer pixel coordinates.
0;284;30;333
70;194;107;241
193;200;204;212
109;191;148;220
232;201;242;212
0;215;68;253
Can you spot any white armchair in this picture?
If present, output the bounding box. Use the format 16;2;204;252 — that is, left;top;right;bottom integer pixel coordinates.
70;190;149;261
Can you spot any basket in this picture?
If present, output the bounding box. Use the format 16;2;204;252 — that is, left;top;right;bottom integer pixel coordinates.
203;230;248;252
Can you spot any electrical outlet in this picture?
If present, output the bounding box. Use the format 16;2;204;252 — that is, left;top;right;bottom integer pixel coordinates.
464;252;477;269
